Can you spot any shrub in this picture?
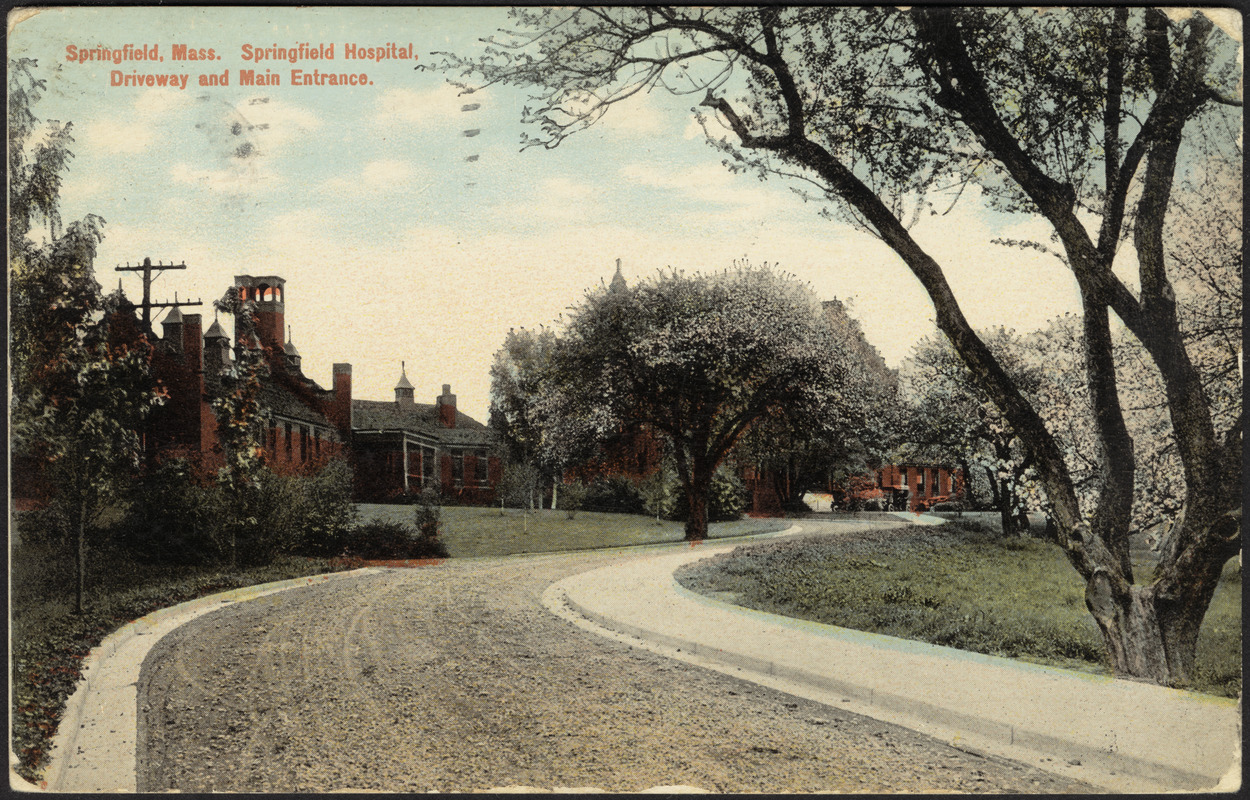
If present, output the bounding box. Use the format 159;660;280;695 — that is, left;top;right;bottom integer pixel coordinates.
413;485;448;557
115;459;223;566
559;480;589;519
341;519;448;560
583;475;647;514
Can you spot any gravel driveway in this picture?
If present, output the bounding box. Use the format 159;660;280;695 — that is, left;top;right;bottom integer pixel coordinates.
137;549;1095;793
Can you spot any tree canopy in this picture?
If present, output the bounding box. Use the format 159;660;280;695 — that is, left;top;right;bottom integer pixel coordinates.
441;7;1242;686
537;264;875;540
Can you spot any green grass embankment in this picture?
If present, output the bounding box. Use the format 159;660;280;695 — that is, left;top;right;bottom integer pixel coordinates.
676;521;1241;698
357;504;789;557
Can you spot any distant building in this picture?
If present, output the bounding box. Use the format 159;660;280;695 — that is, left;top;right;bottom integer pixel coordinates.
351;370;502;503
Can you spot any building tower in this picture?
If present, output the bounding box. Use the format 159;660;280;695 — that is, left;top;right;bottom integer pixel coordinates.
234;274;286;352
395;362;415;406
609;257;627;294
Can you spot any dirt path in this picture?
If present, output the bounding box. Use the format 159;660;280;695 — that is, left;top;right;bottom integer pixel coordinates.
137;550;1095;793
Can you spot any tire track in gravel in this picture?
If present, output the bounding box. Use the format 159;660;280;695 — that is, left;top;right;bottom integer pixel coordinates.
137;550;1098;793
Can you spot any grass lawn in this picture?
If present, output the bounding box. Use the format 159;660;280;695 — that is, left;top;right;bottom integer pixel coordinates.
676;521;1241;698
357;504;789;558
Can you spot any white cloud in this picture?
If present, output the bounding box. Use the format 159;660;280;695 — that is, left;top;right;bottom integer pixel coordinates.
322;159;425;194
170;160;281;194
78;118;153;154
620;160;784;215
373;84;480;129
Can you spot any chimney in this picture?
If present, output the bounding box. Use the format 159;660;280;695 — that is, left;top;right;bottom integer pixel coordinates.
182;313;203;373
330;363;353;434
437;383;456;428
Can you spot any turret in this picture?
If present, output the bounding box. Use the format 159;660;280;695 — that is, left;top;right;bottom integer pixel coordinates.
395;362;415;406
284;325;302;373
203;315;231;378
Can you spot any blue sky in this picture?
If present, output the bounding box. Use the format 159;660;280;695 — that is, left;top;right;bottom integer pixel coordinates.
9;6;1134;421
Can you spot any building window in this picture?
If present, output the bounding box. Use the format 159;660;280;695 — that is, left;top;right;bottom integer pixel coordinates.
285;422;292;457
930;472;939;496
475;451;489;485
452;453;464;486
314;431;321;456
300;425;308;461
422;447;436;485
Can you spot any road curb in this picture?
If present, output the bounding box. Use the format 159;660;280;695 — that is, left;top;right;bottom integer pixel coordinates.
548;539;1239;793
25;567;382;793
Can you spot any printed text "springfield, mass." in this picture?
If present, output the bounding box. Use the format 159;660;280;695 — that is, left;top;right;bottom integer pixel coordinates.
64;42;417;65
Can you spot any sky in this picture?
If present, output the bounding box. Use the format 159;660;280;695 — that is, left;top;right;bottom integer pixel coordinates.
10;6;1230;422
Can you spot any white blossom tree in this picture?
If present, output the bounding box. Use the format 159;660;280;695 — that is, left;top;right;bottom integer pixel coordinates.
537;264;869;540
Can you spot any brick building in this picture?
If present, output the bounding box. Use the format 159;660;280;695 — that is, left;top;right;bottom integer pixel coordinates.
137;273;501;502
143;274;351;476
351;370;502;503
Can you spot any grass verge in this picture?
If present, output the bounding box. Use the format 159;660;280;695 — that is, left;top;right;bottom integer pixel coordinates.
676;521;1241;698
10;549;340;786
357;504;789;557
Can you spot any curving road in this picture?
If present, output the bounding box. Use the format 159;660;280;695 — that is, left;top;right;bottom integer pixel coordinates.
137;548;1095;793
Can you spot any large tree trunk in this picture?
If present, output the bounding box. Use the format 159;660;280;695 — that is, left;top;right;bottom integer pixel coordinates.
684;493;709;541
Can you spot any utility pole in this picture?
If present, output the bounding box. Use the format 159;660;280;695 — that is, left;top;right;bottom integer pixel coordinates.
115;257;202;328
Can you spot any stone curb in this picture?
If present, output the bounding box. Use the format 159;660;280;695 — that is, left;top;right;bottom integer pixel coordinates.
548;539;1239;794
19;567;382;793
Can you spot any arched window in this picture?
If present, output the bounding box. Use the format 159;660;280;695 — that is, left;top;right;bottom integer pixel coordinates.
259;283;272;301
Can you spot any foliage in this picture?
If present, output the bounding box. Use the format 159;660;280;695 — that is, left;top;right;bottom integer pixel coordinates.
737;298;902;509
536;263;867;540
899;328;1045;534
413;484;444;546
558;480;588;519
489;327;559;472
498;461;542;510
9;58;163;613
339;520;449;560
440;7;1243;685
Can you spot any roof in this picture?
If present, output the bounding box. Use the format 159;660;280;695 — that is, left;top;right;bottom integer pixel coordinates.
352;399;496;447
258;382;333;427
204;319;229;339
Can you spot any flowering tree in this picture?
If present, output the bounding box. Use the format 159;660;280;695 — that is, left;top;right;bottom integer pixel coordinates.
441;6;1242;687
738;298;900;511
900;329;1042;534
489;327;561;507
538;264;868;540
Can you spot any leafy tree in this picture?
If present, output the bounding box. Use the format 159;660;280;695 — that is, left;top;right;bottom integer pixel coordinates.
536;264;865;541
739;298;900;511
9;59;162;612
489;327;561;505
900;328;1042;535
441;8;1242;685
208;288;271;568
